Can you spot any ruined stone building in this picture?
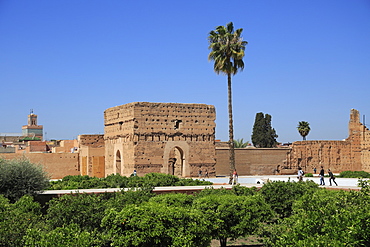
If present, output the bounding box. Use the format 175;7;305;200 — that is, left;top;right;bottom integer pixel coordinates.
104;102;216;177
287;109;370;173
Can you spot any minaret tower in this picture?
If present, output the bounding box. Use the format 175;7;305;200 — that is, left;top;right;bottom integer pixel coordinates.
22;109;43;140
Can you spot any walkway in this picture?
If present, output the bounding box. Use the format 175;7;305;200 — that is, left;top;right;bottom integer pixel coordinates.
40;175;362;197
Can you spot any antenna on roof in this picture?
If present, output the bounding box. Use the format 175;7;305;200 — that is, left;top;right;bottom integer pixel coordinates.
364;115;366;127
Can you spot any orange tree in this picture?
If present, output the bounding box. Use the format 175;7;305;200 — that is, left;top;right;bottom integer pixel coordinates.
193;193;273;247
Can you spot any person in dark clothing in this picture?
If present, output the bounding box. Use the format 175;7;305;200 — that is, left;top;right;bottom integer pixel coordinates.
319;166;325;185
328;169;338;186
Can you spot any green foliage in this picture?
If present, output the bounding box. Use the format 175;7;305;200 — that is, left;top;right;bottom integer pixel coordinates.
104;187;155;212
231;184;258;196
102;202;212;246
264;189;370;246
251;112;278;148
46;187;155;232
208;22;247;76
339;170;370;178
23;224;105;247
259;180;319;219
0;158;49;202
0;195;42;247
304;172;313;177
49;173;212;190
194;187;233;198
149;193;194;208
297;121;310;140
193;193;274;247
233;138;249;148
46;193;110;231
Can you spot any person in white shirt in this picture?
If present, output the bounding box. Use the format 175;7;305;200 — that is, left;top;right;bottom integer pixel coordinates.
297;167;304;181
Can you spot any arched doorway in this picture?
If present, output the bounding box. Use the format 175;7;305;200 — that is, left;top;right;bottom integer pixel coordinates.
168;147;184;177
116;150;121;175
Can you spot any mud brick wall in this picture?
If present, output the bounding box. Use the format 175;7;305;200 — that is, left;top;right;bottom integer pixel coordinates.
288;109;370;173
104;102;216;177
78;135;105;178
216;148;289;176
0;153;79;179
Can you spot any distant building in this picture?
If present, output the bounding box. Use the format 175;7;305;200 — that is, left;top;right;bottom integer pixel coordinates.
22;112;43;140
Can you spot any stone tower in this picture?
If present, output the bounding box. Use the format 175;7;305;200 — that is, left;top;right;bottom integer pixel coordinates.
22;111;43;140
104;102;216;177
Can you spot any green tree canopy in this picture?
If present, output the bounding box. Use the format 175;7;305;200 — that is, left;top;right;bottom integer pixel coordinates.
0;158;49;202
193;193;274;247
251;112;278;148
102;202;212;247
297;121;310;140
264;189;370;246
0;195;42;247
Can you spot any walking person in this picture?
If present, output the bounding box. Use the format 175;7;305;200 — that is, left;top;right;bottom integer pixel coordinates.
313;167;317;174
328;169;338;186
297;167;304;182
232;170;238;185
319;166;325;185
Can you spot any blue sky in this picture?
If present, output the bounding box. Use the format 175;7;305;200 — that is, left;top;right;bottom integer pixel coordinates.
1;0;369;143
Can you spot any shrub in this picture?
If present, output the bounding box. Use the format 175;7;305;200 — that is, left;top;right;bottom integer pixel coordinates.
48;173;213;190
0;158;49;202
259;180;319;219
102;202;212;247
264;189;370;246
23;223;105;247
339;171;370;178
0;195;42;247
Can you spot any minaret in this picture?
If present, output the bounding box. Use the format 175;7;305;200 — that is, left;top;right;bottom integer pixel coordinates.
22;110;43;140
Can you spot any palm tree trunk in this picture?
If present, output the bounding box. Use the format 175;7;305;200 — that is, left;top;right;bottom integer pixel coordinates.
227;73;235;184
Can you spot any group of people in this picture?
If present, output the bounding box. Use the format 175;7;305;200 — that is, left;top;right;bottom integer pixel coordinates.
298;166;338;186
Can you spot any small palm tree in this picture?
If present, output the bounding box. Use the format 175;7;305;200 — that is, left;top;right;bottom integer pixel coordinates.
208;22;248;183
297;121;310;140
233;138;249;148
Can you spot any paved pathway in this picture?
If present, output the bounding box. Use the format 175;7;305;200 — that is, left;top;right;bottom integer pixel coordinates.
41;175;363;196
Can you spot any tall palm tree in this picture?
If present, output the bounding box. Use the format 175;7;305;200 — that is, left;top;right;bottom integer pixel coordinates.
208;22;248;183
297;121;310;140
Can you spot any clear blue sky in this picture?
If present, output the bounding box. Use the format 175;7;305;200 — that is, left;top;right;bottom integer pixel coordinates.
1;0;369;143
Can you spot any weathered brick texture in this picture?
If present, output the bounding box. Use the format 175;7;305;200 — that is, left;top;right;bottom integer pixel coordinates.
104;102;216;177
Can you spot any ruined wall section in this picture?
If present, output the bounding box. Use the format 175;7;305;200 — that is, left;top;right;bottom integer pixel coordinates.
346;109;363;170
78;135;105;178
0;153;79;179
216;148;289;176
289;140;352;173
104;104;136;175
104;102;216;177
288;109;369;173
133;103;216;176
346;108;370;172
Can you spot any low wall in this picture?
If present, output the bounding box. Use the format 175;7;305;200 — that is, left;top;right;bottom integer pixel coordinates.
0;153;80;179
215;148;290;176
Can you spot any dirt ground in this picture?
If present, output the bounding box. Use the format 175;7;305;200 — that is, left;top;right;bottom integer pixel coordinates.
210;235;264;247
